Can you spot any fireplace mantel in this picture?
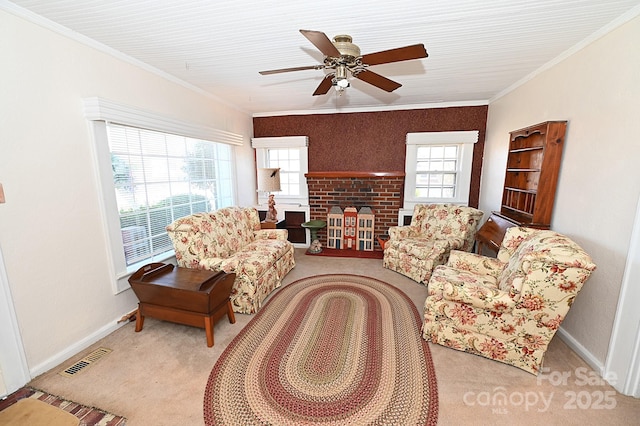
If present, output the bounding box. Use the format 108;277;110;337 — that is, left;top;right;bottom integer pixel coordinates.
305;171;405;178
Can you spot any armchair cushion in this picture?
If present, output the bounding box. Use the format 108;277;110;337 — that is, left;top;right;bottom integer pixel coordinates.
446;250;504;279
443;281;516;313
389;238;452;257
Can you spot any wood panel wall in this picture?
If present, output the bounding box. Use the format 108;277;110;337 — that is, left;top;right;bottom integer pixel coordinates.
253;105;488;207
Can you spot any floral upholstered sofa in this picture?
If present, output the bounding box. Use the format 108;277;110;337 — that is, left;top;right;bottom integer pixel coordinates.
422;226;596;374
166;207;295;314
383;204;484;285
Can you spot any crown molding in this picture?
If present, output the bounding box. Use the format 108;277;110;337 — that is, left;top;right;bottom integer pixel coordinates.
252;99;489;117
0;1;249;115
491;4;640;103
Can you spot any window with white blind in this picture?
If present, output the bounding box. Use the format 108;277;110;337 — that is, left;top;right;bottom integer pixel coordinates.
403;131;478;210
108;123;234;267
85;98;242;293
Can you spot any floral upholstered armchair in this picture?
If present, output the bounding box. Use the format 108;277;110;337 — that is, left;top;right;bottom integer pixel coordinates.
422;226;597;374
383;204;484;284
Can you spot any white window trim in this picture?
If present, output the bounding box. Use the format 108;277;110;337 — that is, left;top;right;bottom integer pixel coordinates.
251;136;309;207
403;131;478;212
84;98;242;294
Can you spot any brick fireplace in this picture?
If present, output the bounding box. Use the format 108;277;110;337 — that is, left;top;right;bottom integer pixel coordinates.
305;172;404;249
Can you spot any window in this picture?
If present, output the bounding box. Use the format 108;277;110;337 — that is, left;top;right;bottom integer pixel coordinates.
85;98;242;293
108;123;234;267
415;145;459;198
252;137;309;206
403;131;478;210
263;148;300;197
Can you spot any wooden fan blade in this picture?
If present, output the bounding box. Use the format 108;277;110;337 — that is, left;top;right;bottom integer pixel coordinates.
312;75;334;96
300;29;341;57
355;70;402;92
361;44;428;66
259;65;321;75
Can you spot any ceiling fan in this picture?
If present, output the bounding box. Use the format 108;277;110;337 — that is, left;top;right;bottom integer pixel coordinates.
259;30;428;96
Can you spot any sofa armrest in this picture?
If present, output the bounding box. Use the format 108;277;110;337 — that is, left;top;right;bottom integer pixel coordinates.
447;251;504;278
442;281;516;313
388;225;418;240
198;257;225;270
254;229;289;241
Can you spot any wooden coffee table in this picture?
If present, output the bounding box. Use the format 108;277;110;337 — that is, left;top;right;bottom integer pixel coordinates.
128;263;236;347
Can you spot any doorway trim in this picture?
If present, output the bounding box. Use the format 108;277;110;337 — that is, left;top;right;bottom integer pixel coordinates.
0;245;30;396
604;195;640;397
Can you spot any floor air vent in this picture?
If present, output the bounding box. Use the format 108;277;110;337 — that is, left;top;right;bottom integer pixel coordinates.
59;347;112;377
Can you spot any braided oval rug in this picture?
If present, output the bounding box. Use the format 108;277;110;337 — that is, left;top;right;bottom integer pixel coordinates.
204;274;438;425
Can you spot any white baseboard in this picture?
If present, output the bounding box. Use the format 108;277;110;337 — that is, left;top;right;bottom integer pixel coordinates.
557;326;605;376
29;315;129;379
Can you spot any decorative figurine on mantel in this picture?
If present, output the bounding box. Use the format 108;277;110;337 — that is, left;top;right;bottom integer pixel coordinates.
266;194;278;222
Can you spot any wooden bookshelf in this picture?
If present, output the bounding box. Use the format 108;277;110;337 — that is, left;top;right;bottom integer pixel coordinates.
500;121;567;228
477;121;566;255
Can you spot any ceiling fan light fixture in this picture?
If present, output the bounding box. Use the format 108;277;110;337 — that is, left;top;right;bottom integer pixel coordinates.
332;64;350;92
333;78;350;92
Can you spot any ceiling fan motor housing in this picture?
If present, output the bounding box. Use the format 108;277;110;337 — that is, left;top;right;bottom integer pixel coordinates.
332;35;361;60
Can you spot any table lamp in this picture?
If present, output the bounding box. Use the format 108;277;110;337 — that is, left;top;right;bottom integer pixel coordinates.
257;168;281;222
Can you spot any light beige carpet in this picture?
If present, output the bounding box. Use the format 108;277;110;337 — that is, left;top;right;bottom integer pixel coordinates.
0;398;79;426
28;248;640;425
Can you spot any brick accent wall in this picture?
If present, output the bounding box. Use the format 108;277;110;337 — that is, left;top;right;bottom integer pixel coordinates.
306;172;404;249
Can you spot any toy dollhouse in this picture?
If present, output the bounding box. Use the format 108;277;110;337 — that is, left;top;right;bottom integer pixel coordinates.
327;206;344;249
343;207;358;250
326;206;375;251
357;207;375;251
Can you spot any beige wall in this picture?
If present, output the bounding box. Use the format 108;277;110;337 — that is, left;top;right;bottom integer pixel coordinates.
481;15;640;365
0;10;254;374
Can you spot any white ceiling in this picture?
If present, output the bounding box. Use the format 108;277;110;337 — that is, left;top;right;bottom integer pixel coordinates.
7;0;640;115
